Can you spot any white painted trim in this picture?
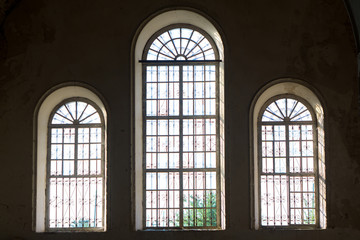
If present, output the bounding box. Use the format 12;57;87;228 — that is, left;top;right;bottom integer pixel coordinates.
134;10;224;230
34;85;107;232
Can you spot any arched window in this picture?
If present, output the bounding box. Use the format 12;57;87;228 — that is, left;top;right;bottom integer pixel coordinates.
133;10;225;230
251;80;326;229
47;99;105;230
34;85;107;232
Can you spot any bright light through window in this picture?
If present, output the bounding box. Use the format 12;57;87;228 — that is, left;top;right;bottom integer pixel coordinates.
142;25;224;229
47;99;105;230
259;96;318;227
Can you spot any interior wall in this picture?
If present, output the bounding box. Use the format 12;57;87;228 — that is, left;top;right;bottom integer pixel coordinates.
0;0;359;239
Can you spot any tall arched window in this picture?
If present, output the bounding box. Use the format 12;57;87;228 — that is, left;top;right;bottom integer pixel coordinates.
133;10;225;230
251;80;326;230
34;85;107;232
47;99;105;230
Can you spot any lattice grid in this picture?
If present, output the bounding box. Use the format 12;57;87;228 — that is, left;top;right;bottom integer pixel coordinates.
144;64;218;228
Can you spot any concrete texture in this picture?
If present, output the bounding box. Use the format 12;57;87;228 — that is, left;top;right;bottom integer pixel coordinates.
0;0;360;239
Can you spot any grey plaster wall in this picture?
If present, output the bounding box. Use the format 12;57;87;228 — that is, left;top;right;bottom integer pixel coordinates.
0;0;360;239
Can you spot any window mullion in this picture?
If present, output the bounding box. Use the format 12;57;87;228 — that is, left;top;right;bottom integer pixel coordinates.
215;63;221;228
167;98;170;227
74;127;78;179
192;65;195;227
61;127;65;228
313;122;320;227
155;65;158;227
299;123;303;225
286;123;290;225
179;64;184;228
142;64;147;229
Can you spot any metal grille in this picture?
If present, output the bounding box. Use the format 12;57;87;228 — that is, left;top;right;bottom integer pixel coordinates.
259;96;318;227
143;26;220;229
47;99;105;231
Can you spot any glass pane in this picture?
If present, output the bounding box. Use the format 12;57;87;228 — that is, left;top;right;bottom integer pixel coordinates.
262;157;273;173
51;128;63;143
81;113;101;124
57;105;74;121
65;102;76;119
290;101;312;121
183;153;194;169
274;126;285;140
157;153;168;169
89;160;101;175
50;160;62;176
76;101;88;120
78;128;90;143
90;128;102;143
146;173;157;190
63;144;74;159
63;161;74;175
90;144;101;159
147;83;157;99
194;153;204;168
51;144;62;159
63;128;75;143
78;160;89;175
169;153;179;169
206;82;216;98
52;113;73;124
289;125;301;140
78;144;89;159
146;100;157;116
206;152;216;168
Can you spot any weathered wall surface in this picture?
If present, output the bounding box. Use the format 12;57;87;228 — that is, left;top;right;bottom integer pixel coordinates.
0;0;360;239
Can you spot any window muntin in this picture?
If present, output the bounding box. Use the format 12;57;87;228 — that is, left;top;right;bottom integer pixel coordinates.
47;99;105;231
259;96;318;227
142;25;222;229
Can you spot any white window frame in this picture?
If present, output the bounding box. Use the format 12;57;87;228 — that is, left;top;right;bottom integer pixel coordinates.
34;84;107;232
250;79;327;230
132;9;225;230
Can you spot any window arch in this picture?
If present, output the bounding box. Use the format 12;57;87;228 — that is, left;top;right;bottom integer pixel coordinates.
34;84;107;232
251;80;326;229
133;10;225;230
144;25;218;61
